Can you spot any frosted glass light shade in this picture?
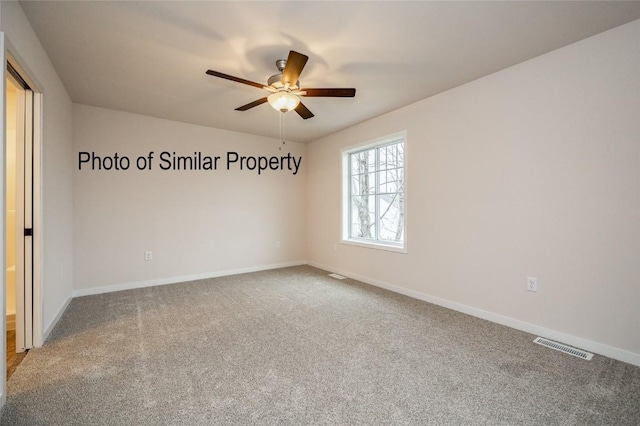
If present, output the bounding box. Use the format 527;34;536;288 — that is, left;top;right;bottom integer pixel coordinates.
268;91;300;113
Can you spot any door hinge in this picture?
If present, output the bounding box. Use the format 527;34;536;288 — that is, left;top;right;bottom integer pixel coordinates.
24;228;33;237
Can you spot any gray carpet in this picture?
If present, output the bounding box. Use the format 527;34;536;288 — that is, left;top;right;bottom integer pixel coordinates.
2;266;638;425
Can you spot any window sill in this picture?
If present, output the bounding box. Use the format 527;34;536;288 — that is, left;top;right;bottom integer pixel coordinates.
341;239;407;254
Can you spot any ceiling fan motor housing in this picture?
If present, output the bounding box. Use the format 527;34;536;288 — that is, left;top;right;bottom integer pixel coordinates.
269;59;300;89
268;74;299;90
275;59;287;72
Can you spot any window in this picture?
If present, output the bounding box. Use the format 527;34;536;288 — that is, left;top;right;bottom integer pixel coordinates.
342;133;406;252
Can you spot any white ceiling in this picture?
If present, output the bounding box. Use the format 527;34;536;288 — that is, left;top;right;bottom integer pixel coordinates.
19;1;640;143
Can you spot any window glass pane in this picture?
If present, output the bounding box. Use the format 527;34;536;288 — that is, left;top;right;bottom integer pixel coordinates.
379;146;388;169
378;193;404;242
350;195;376;239
379;143;403;171
378;170;387;193
351;173;375;195
351;151;363;175
378;168;403;194
350;152;358;175
351;175;360;195
367;148;375;169
397;143;404;167
351;149;375;175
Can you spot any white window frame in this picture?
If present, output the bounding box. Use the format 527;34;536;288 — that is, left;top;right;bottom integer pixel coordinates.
341;131;407;253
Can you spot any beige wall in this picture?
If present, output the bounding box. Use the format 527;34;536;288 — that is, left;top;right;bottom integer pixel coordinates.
306;20;640;364
1;1;75;338
73;105;307;292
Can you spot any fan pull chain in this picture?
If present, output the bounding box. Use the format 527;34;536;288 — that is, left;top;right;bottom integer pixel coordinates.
279;111;286;150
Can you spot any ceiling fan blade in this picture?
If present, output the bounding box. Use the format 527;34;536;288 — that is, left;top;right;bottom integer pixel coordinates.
235;97;268;111
294;102;314;120
302;88;356;97
281;51;308;87
206;70;265;90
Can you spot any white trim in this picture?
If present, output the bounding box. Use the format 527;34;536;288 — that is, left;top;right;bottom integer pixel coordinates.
1;29;8;410
340;130;407;153
5;49;44;94
340;239;407;254
73;260;307;298
23;87;33;349
6;314;16;332
31;91;43;347
306;261;640;367
0;30;7;409
42;295;72;343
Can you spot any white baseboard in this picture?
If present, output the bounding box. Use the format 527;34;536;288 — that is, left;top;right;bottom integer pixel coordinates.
42;295;72;344
307;261;640;367
73;260;308;298
5;314;15;332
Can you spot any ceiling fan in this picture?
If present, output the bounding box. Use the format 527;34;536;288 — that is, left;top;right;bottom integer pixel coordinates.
206;50;356;119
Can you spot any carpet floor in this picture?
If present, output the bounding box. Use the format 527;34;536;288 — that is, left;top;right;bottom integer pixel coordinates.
1;265;638;425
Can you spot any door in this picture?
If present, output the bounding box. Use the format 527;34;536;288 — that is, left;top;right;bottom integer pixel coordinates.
6;62;34;352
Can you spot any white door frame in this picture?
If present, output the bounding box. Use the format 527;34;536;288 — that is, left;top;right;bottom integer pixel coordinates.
5;52;43;350
0;42;43;360
1;30;7;409
7;64;36;352
1;41;44;408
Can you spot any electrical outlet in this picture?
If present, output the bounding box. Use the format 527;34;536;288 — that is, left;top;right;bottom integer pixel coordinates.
145;251;152;261
275;240;281;249
527;276;537;292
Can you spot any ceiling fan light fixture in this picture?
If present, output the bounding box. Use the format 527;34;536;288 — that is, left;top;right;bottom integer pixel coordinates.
268;91;300;113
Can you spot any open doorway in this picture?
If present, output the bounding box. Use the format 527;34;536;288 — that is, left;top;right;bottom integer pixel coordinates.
5;63;34;379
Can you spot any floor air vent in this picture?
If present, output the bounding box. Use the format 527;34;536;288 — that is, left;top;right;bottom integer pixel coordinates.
533;337;593;360
328;273;346;280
